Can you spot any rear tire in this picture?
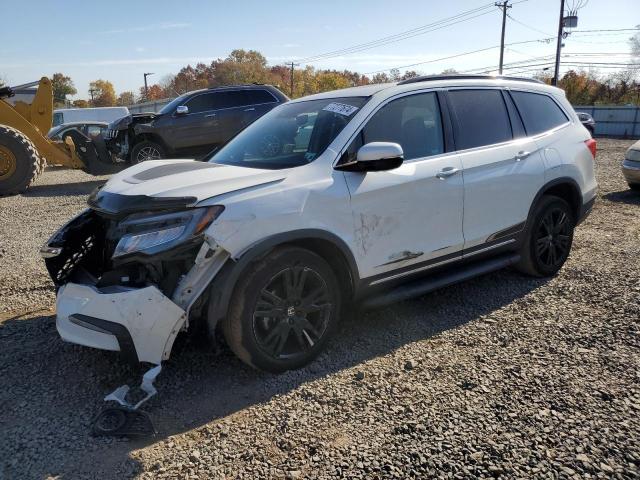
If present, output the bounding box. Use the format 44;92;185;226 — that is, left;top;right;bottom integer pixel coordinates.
0;125;40;196
516;195;575;277
220;246;341;373
130;140;165;164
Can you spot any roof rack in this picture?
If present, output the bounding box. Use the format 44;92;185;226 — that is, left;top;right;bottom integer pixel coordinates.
397;74;544;85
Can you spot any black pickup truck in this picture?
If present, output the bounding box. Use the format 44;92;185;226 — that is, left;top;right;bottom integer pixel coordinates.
104;84;288;163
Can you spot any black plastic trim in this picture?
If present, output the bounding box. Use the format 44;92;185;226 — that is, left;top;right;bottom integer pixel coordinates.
526;177;583;226
69;314;139;365
88;188;197;218
361;253;520;310
577;196;596;225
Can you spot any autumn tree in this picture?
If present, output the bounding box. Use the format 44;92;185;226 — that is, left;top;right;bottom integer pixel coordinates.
89;80;116;106
117;91;135;106
51;73;77;107
138;84;164;102
72;99;89;108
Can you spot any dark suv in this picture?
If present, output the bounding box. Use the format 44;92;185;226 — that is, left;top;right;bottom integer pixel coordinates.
104;84;288;163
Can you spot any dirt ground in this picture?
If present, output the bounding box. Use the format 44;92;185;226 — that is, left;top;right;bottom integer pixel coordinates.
0;139;638;479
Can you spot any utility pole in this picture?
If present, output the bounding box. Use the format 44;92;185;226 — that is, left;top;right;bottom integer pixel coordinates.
143;72;154;100
289;62;296;97
495;1;511;75
552;0;566;86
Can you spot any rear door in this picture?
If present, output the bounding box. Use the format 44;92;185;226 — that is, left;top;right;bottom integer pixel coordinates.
446;88;544;250
244;89;280;125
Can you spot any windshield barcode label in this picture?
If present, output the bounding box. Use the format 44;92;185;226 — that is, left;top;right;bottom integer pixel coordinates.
322;102;359;116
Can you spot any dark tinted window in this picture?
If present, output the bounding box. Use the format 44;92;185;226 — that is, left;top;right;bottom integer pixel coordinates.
510;91;569;136
185;93;216;113
185;91;251;113
343;92;444;163
448;89;512;149
248;89;278;105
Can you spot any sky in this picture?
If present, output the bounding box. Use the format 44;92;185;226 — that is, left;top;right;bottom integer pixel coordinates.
0;0;637;100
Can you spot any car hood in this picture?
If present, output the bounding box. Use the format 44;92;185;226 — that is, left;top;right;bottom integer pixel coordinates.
93;159;288;209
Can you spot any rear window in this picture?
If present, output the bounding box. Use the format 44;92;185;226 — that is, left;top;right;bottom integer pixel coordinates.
248;89;278;105
510;91;569;136
448;89;512;150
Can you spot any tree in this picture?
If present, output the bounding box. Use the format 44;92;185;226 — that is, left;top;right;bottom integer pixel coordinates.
89;80;116;107
72;99;89;108
138;84;164;102
51;73;77;106
117;91;135;106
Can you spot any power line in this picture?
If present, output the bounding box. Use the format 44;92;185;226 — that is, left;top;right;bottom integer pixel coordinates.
295;3;497;64
506;12;553;36
363;36;555;75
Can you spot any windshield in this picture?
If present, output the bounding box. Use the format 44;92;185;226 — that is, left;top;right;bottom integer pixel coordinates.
158;92;192;114
208;96;368;169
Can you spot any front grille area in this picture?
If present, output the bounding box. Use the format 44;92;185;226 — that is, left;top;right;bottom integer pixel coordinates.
44;210;110;287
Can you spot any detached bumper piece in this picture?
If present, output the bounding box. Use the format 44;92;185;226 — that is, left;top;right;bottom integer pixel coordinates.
56;283;186;365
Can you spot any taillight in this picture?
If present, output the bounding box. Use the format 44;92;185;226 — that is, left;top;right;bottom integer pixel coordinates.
585;138;597;159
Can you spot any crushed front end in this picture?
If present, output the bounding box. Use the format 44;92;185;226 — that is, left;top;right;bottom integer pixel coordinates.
42;190;227;364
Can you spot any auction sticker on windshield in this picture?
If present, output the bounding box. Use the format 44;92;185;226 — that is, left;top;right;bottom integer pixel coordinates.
322;102;359;116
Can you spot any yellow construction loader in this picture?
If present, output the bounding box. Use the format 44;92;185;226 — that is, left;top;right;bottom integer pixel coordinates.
0;77;122;196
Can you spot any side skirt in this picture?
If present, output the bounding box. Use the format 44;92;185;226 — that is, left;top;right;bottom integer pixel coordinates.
360;252;520;311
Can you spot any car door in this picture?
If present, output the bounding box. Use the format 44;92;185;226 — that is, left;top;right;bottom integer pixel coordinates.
339;91;465;283
446;88;545;251
166;92;224;150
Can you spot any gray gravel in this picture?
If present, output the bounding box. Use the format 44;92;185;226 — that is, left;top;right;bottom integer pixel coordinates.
1;140;639;479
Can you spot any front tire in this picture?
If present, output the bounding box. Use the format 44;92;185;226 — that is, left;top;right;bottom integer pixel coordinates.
130;140;165;164
221;246;341;373
516;195;575;277
0;125;41;196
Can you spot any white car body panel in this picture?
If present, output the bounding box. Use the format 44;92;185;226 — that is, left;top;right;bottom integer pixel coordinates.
56;283;186;364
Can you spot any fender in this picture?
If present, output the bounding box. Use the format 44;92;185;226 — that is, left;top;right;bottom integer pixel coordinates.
525;176;582;227
206;229;360;331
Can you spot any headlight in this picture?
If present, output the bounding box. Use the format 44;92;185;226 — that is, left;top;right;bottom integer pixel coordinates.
113;206;224;258
626;149;640;162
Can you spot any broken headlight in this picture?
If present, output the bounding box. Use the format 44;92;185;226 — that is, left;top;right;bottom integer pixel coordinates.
113;206;224;258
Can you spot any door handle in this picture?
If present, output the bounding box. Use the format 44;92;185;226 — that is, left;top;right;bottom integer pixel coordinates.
515;150;531;161
436;167;460;179
244;107;256;112
205;113;217;118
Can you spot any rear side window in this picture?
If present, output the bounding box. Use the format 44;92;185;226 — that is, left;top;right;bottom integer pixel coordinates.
248;89;278;105
510;91;569;136
448;89;512;150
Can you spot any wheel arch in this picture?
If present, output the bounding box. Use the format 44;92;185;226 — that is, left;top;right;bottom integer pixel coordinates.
132;133;169;153
528;177;582;225
206;229;360;333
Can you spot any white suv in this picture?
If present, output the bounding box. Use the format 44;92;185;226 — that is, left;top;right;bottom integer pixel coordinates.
42;75;597;373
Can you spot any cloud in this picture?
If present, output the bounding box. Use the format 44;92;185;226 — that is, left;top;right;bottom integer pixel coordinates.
281;43;300;48
99;22;191;34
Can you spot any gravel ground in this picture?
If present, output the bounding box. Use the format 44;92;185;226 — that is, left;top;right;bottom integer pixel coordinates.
0;139;638;479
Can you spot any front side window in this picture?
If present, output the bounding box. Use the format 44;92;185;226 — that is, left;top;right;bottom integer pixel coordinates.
448;89;512;150
511;91;569;136
342;92;445;163
209;97;368;169
185;93;217;114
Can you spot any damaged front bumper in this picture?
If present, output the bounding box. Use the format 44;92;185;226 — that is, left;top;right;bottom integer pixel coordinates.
56;283;186;365
43;201;230;365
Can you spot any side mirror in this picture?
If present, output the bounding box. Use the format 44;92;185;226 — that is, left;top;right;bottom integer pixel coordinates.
335;142;404;172
176;105;189;115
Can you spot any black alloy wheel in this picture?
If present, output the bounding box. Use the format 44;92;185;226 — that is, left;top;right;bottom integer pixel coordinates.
252;265;332;361
220;246;341;373
516;195;575;277
534;207;572;269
